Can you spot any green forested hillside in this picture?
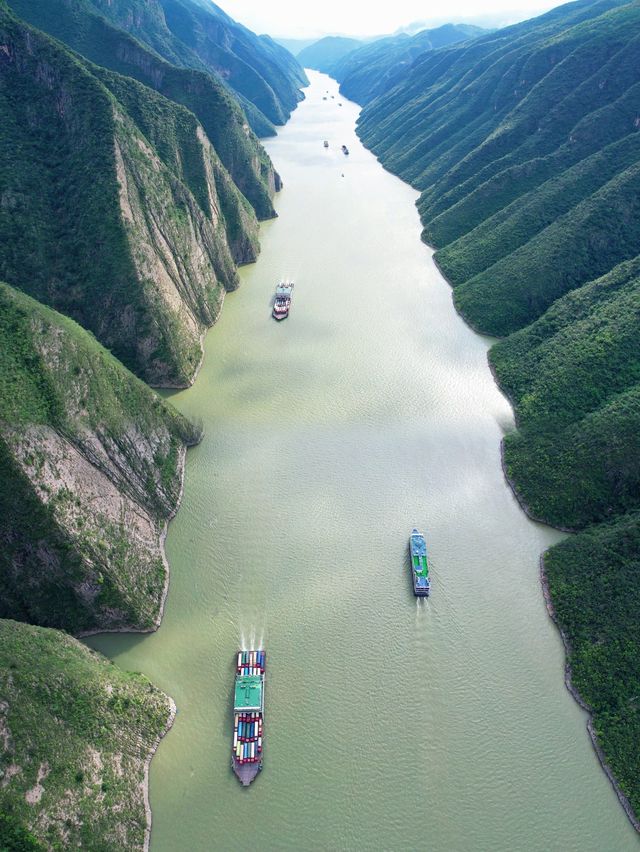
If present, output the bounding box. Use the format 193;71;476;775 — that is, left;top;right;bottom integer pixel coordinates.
0;619;173;850
8;0;281;218
157;0;307;124
9;0;307;135
297;36;364;73
0;283;200;632
544;516;640;819
0;5;263;385
357;0;640;825
332;25;487;105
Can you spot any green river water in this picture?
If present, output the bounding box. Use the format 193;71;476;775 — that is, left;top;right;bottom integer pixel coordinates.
88;71;638;851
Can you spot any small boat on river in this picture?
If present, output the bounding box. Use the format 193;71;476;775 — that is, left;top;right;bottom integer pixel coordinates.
272;281;293;320
232;650;265;786
409;528;431;597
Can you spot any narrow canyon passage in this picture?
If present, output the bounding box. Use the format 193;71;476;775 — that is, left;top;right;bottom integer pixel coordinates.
88;72;637;852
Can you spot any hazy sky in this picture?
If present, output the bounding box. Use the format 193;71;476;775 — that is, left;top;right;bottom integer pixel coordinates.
217;0;565;38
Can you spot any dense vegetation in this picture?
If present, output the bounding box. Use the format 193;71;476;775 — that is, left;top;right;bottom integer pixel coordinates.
9;0;282;219
297;36;365;73
0;1;304;844
0;619;173;850
0;4;263;385
332;25;487;105
0;283;200;632
10;0;307;136
298;27;486;106
544;516;640;818
356;0;640;825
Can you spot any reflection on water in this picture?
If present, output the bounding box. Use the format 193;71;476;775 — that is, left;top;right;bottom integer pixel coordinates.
87;71;636;852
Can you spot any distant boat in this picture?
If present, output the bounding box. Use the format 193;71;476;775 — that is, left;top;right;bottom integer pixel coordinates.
409;528;431;597
272;281;294;320
323;140;329;148
341;145;349;156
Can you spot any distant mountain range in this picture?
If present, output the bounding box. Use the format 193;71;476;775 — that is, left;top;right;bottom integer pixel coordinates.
297;26;487;104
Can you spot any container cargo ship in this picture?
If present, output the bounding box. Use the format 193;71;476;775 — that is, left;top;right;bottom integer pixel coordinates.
272;281;293;320
410;529;431;596
232;650;265;786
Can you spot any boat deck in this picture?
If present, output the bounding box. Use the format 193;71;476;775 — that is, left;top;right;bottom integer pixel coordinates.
233;757;261;786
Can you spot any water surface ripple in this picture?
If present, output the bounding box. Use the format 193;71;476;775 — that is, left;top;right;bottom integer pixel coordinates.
88;71;637;852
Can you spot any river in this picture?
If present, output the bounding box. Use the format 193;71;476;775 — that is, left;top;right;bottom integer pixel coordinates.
87;71;638;851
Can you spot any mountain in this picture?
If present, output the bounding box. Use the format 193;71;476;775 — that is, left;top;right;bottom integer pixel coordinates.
0;619;173;851
356;0;640;824
275;37;321;56
297;36;365;72
0;4;267;386
331;24;488;105
8;0;283;213
10;0;307;135
0;283;200;633
0;1;306;844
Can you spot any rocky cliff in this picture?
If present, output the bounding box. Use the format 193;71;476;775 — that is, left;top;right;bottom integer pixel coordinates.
0;283;200;633
0;5;263;386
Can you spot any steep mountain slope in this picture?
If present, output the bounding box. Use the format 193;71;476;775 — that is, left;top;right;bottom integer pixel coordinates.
62;0;307;132
332;24;487;105
0;5;262;385
297;36;364;72
356;0;640;825
0;283;200;633
158;0;307;122
8;0;281;218
0;619;173;851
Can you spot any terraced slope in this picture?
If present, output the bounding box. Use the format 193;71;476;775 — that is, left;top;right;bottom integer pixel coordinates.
0;619;173;851
356;0;640;825
0;283;199;633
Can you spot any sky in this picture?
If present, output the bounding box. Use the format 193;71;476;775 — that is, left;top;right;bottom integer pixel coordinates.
216;0;565;39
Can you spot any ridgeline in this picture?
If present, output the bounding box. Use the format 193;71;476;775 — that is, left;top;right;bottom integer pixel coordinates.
355;0;640;823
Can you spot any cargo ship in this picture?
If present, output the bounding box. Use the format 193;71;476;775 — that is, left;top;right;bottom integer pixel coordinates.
272;281;293;320
232;650;265;786
410;528;431;596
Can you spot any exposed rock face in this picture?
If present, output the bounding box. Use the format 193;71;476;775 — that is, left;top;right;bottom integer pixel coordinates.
0;283;200;633
0;619;174;851
0;6;261;386
9;0;285;216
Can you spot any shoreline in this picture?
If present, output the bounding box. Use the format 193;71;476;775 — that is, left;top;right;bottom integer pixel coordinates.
540;559;640;833
143;695;177;852
422;205;638;834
